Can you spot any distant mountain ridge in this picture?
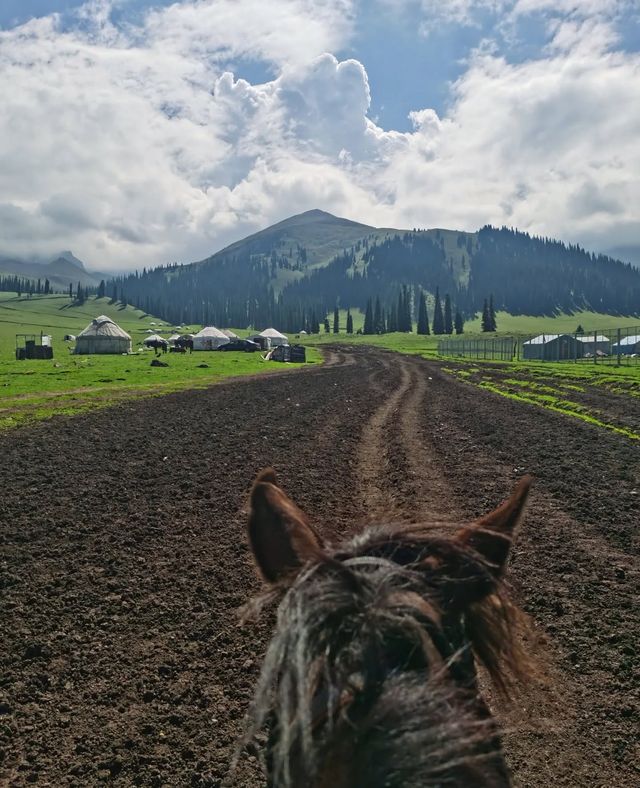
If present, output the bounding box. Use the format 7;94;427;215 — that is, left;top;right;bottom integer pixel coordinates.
0;251;104;290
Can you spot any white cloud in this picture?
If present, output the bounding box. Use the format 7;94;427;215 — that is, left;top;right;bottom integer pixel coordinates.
0;0;638;271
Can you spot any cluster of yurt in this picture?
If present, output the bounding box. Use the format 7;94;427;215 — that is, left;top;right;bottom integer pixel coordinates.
75;316;132;354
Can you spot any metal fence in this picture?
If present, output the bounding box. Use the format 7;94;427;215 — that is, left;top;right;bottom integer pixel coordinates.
438;324;640;365
437;336;516;361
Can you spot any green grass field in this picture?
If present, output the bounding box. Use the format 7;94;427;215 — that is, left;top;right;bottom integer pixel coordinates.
440;359;640;440
0;293;319;431
464;309;640;335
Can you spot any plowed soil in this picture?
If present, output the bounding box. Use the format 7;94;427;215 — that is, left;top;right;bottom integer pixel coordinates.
2;348;638;787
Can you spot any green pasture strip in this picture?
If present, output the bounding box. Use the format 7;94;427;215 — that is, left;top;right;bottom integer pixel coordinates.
442;363;639;441
0;347;321;432
477;380;640;441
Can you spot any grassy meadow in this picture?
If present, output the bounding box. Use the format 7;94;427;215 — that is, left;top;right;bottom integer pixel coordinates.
3;290;638;433
0;293;319;431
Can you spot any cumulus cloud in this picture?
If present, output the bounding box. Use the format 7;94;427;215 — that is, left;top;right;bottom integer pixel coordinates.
0;0;638;270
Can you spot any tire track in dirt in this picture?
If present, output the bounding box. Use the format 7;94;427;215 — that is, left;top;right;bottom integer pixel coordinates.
355;353;460;524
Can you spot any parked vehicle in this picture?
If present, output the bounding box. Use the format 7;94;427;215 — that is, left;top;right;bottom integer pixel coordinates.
218;339;260;352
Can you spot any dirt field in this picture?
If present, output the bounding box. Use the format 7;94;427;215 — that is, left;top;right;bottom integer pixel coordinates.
2;347;638;787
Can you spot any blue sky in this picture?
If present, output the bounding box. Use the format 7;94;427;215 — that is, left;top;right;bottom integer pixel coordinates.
0;0;638;269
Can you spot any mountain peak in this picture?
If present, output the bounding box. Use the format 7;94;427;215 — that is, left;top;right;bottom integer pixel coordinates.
52;251;86;271
269;208;374;232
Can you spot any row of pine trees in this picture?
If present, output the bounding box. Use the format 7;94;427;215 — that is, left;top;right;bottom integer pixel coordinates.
359;286;467;336
323;287;498;335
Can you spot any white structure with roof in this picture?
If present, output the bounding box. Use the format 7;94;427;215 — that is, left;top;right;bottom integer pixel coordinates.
258;327;289;347
193;326;230;350
522;333;583;360
612;334;640;355
576;334;610;355
221;329;239;340
75;316;132;355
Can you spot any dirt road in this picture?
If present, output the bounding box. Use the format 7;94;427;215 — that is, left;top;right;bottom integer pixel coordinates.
1;348;638;786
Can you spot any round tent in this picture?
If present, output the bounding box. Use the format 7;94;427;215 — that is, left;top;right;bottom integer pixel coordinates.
259;327;289;347
221;329;239;340
193;326;230;350
75;316;132;355
143;334;167;345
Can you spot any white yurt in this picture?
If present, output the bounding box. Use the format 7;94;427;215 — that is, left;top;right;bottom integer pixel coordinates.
193;326;230;350
259;328;289;347
168;333;181;345
75;316;132;355
221;329;239;340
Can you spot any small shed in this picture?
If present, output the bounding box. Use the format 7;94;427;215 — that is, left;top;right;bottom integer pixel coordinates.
258;327;289;348
576;334;610;355
75;316;132;355
612;334;640;355
193;326;230;350
522;334;584;361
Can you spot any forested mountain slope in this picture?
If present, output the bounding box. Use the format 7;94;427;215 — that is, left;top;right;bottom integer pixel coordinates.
110;210;639;329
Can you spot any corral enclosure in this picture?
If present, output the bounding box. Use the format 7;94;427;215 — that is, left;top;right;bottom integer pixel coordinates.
439;323;640;365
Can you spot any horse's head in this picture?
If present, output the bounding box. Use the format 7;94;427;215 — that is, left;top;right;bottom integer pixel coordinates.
242;468;532;787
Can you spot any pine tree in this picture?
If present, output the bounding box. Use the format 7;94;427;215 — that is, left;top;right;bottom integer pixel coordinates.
395;290;403;332
481;298;491;332
97;279;106;299
417;291;429;335
333;306;339;333
489;294;497;331
324;317;330;333
432;288;445;334
44;279;50;295
454;311;464;334
388;303;397;332
576;324;584;334
68;282;73;299
346;309;353;334
444;294;453;334
373;297;382;334
363;298;373;334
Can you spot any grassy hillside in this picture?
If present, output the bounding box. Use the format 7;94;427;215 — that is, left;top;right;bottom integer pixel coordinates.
464;310;640;335
0;293;318;431
0;293;173;355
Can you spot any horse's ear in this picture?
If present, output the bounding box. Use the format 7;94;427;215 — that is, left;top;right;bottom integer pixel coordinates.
456;476;532;575
248;468;325;583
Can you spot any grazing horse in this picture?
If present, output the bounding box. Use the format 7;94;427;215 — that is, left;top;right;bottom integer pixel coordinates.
240;469;533;788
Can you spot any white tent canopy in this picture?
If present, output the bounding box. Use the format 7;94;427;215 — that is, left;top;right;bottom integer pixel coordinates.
143;334;167;344
193;326;230;350
221;329;239;339
75;316;132;355
258;327;289;346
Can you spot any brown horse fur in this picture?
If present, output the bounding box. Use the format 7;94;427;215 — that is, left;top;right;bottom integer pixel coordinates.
239;468;533;788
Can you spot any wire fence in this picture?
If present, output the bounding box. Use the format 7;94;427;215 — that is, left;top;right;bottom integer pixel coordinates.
437;336;516;361
438;324;640;365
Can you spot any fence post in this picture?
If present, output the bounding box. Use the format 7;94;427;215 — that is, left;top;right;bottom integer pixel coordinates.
594;330;597;364
617;328;621;366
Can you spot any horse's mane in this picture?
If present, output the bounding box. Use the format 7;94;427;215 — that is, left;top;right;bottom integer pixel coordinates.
238;525;529;787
